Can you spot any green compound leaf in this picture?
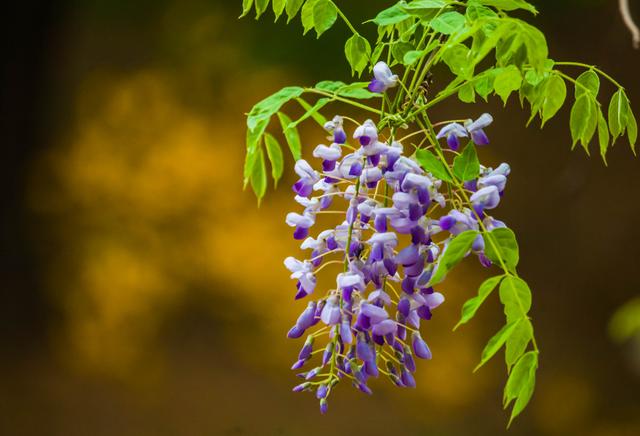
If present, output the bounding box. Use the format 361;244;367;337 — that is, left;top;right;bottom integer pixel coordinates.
285;0;305;23
458;82;476;103
371;2;412;26
499;276;532;323
505;351;538;427
250;146;268;201
314;80;379;99
574;70;600;99
415;149;453;182
240;0;254;18
455;275;504;330
494;65;522;105
264;132;284;185
505;318;533;369
570;94;597;153
296;97;327;127
254;0;270;19
287;97;330;130
484;227;519;273
277;112;302;160
453;143;480;181
608;88;628;140
301;0;318;34
403;49;423;66
272;0;286;21
597;108;609;164
313;0;338;38
540;74;566;126
442;43;473;78
475;320;520;371
430;230;479;285
345;34;372;75
247;86;305;133
478;0;537;14
430;11;466;35
474;68;500;101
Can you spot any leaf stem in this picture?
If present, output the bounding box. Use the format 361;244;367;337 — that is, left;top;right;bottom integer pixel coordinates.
555;61;624;89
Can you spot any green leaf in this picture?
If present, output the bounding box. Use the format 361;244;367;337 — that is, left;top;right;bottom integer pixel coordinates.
474;320;520;371
273;0;286;21
455;275;504;329
430;230;479;285
479;0;537;14
403;49;423;66
288;97;330;130
628;107;637;154
415;149;453;182
504;351;538;426
313;0;338;38
484;227;519;272
345;34;372;75
474;68;500;101
240;0;254;18
243;146;259;185
499;276;532;323
296;98;328;127
371;2;412;26
540;75;566;126
402;0;449;18
597;108;609;164
254;0;270;19
466;3;498;20
285;0;305;22
314;80;379;99
430;11;466;35
494;65;522;104
246;117;269;155
458;82;476;103
453;143;480;181
277;112;302;160
250;147;268;201
505;318;533;368
301;0;318;35
442;43;473;78
574;70;600;99
264;133;284;185
608;89;628;141
570;94;597;153
247;86;305;132
391;41;414;65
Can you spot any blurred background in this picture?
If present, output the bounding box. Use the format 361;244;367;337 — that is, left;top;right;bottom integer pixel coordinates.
1;1;639;435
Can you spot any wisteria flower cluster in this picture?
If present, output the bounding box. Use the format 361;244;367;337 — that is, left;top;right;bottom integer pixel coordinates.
241;0;636;425
284;106;509;413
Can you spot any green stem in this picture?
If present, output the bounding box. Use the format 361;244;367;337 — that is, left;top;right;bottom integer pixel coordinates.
333;3;359;36
306;89;383;115
555;61;624;89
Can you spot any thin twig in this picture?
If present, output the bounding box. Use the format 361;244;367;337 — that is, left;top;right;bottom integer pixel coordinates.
620;0;640;49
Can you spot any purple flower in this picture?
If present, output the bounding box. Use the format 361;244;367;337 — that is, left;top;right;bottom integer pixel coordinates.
470;185;501;214
436;122;468;151
320;296;341;325
368;61;398;93
353;119;378;146
324;115;347;144
412;332;432;359
465;113;493;145
292;159;320;197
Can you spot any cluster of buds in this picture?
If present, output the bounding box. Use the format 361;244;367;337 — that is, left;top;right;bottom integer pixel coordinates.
284;108;510;413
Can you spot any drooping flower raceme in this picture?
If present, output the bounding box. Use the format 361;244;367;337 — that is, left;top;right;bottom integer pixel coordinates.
284;114;510;413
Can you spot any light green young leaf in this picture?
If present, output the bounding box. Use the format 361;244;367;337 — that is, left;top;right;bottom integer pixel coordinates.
574;70;600;99
313;0;338;38
494;65;522;105
285;0;305;22
474;68;500;101
570;94;597;153
403;49;423;66
505;318;533;368
608;88;628;141
243;145;259;186
475;320;520;372
246;117;269;155
250;147;268;201
391;41;414;65
597;108;609;164
455;275;504;329
264;133;284;185
345;34;372;75
240;0;254;18
519;21;548;71
287;97;330;130
466;3;498;20
458;82;476;103
478;0;537;14
415;149;453;182
371;2;412;26
254;0;270;19
453;143;480;181
296;98;328;127
628;107;637;154
277;112;302;160
442;43;473;78
430;230;479;285
484;228;519;272
247;86;305;132
272;0;286;21
540;75;566;126
430;11;466;35
504;351;538;426
499;276;532;322
301;0;318;34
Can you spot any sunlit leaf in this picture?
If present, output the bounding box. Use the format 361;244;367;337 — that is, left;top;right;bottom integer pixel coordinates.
313;0;338;37
453;143;480;181
478;0;537;14
250;147;268;201
504;351;538;426
345;34;372;75
430;230;479;285
285;0;305;22
499;276;532;322
371;2;412;25
494;65;522;105
484;227;519;272
277;112;302;160
540;75;566;126
474;320;520;371
430;11;466;35
264;133;284;185
505;318;532;368
415;149;453;182
455;275;504;329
